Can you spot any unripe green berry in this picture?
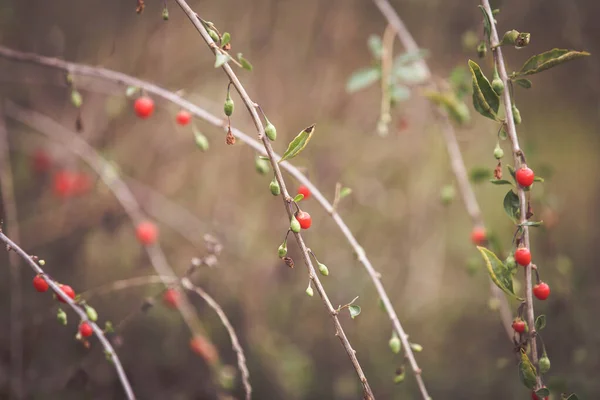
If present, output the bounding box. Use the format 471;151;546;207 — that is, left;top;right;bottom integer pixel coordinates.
290;216;301;233
270;178;280;196
194;131;209;151
305;285;314;297
477;41;487;58
57;308;67;325
278;243;287;258
318;263;329;276
512;105;522;125
208;29;219;43
494;145;504;160
85;305;98;322
492;78;504;95
505;254;516;271
71;90;83;108
389;333;401;354
265;122;277;141
224;97;234;117
162;7;169;20
410;343;423;352
255;157;270;175
539;355;551;374
440;185;455;205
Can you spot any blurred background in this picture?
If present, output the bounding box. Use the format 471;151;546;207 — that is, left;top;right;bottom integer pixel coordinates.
0;0;598;399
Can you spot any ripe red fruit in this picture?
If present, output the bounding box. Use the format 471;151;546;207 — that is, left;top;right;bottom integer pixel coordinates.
163;288;180;308
136;221;158;245
531;389;548;400
512;318;526;333
190;336;219;364
79;321;93;338
33;275;49;293
32;149;52;174
295;211;312;230
134;96;155;119
533;282;550;300
514;247;531;266
53;171;92;198
470;227;486;245
297;185;311;200
176;110;192;126
56;284;76;303
516;167;535;187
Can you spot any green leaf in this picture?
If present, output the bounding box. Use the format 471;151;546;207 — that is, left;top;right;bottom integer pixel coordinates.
477;247;523;301
478;5;492;41
503;190;520;222
389;85;411;102
514;78;532;89
565;394;579;400
394;63;429;85
517;49;590;76
507;164;516;180
423;90;470;125
490;179;514;186
535;315;546;331
258;155;269;160
367;35;383;59
348;305;361;319
346;67;380;93
449;66;471;100
518;349;538;389
221;32;231;47
278;124;316;163
215;52;230;68
293;194;304;202
237;53;253;71
469;166;493;184
519;221;543;227
193;126;209;151
410;343;423;352
468;60;500;121
339;187;352;199
392;49;429;66
534;176;544;183
125;86;139;97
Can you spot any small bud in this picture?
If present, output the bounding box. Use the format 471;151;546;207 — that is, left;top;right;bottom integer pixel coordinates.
265;122;277;141
477;41;487;58
255;156;269;175
278;242;287;258
270;178;281;196
318;263;329;276
39;259;46;266
492;78;504;95
208;29;219;43
500;29;520;46
71;90;83;108
290;216;301;233
389;333;401;354
494;145;504;160
194;130;209;151
539;354;551;374
410;343;423;352
305;285;314;297
57;308;67;325
85;305;98;322
440;185;455;205
512;105;522;125
161;6;169;20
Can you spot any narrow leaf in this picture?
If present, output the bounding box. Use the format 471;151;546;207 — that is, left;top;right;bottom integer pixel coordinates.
339;187;352;199
518;49;590;76
293;194;304;202
534;176;545;183
477;247;523;301
278;124;316;163
423;90;470;125
237;53;253;71
469;166;493;183
503;190;520;222
215;53;229;68
125;86;139;97
478;5;492;41
367;35;383;59
514;78;532;89
519;349;538;389
535;315;546;331
346;67;380;93
490;179;514;186
507;164;516;180
221;32;231;47
348;305;361;319
519;221;543;227
468;60;500;120
393;49;429;66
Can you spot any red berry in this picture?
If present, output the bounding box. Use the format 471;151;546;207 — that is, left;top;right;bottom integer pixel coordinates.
136;221;158;245
470;227;486;245
53;170;76;198
531;389;548;400
32;149;52;174
190;336;219;364
56;284;76;303
533;282;550;300
163;288;180;308
176;110;192;126
33;275;49;293
73;173;92;196
297;185;311;200
79;321;93;338
134;96;155;119
516;167;535;187
295;211;312;230
514;247;531;266
511;318;526;333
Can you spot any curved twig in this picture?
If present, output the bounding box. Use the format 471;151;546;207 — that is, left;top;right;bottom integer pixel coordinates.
0;230;135;400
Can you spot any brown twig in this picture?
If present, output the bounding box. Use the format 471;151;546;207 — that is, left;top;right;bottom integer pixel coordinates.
174;1;374;397
480;0;541;388
0;101;24;399
0;230;135;399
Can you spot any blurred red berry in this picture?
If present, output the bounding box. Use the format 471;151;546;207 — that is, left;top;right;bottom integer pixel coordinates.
32;149;52;174
190;335;219;364
33;275;49;293
136;221;158;245
297;185;311;200
134;96;155;119
295;211;312;230
516;167;535;187
56;284;76;303
79;321;93;337
514;247;531;266
176;110;192;126
512;318;526;333
163;288;180;308
533;282;550;300
470;227;486;245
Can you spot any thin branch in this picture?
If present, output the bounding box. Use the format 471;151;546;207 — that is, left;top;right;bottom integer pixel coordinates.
370;0;514;343
0;230;135;399
480;0;541;388
4;101;216;382
0;101;24;399
174;1;374;397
